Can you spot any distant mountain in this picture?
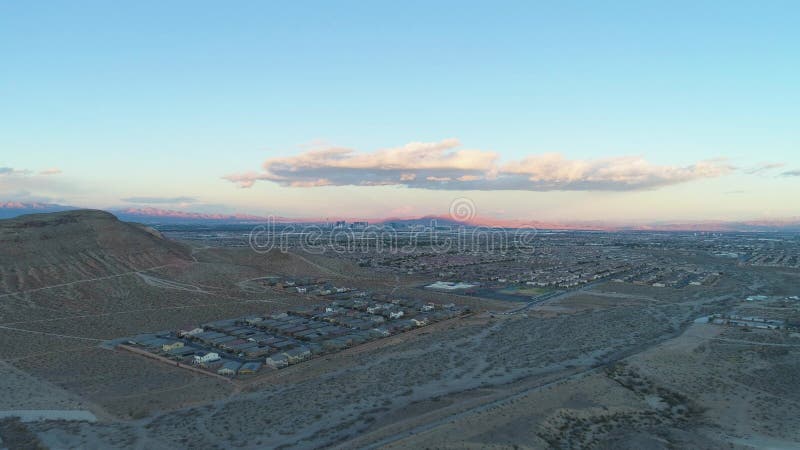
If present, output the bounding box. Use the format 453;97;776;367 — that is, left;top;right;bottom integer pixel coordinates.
376;215;614;231
377;215;474;228
0;203;295;224
0;202;77;219
3;202;799;232
111;207;272;224
626;219;800;233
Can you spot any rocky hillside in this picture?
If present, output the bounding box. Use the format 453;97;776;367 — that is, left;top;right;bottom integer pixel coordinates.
0;210;191;294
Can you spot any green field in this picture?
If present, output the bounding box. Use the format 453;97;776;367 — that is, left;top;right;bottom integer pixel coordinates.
497;286;550;297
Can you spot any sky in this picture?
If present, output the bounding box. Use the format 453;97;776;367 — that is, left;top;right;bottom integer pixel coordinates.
1;1;798;223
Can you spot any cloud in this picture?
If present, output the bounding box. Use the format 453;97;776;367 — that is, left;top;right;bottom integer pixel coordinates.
497;154;733;191
744;162;785;175
0;167;31;176
0;167;77;206
0;190;60;203
224;139;734;191
781;170;800;177
2;167;62;176
121;196;197;204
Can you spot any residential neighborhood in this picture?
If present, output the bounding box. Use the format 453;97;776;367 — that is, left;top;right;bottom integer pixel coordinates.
120;297;468;378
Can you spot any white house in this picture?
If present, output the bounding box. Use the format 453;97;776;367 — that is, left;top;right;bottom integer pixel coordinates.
179;327;204;337
411;317;428;327
194;352;220;364
266;353;289;369
367;305;384;314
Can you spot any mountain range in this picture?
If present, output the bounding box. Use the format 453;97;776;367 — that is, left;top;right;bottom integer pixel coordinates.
2;201;799;232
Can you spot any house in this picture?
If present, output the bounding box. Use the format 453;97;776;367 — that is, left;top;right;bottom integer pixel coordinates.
217;361;241;376
244;347;272;359
283;346;312;364
168;346;195;358
372;326;391;337
388;310;404;320
161;341;185;352
220;339;249;351
411;317;428;327
194;352;220;364
178;327;204;337
271;340;294;350
229;341;260;353
265;353;289;369
140;337;171;349
395;320;415;331
322;339;347;351
420;303;435;312
238;362;262;375
209;335;237;346
308;343;324;355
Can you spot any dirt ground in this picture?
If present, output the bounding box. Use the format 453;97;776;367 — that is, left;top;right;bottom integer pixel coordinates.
0;237;798;449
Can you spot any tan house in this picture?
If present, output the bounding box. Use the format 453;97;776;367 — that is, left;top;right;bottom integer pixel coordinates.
162;341;185;352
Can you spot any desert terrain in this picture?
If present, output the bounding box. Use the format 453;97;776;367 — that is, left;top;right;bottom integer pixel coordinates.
0;211;798;449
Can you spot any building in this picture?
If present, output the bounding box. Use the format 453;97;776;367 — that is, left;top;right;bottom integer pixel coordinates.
168;347;195;358
238;362;262;375
193;352;220;364
217;361;241;376
411;317;428;327
244;347;272;359
283;346;312;364
366;305;384;314
161;341;184;352
178;327;204;337
266;353;289;369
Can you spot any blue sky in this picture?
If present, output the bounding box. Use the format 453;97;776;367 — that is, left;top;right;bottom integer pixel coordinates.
1;1;798;221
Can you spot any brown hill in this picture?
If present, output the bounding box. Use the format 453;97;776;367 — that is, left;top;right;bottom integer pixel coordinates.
0;210;191;294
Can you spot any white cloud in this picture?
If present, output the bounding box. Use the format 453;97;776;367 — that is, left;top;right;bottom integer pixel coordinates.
744;162;785;175
225;139;734;191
